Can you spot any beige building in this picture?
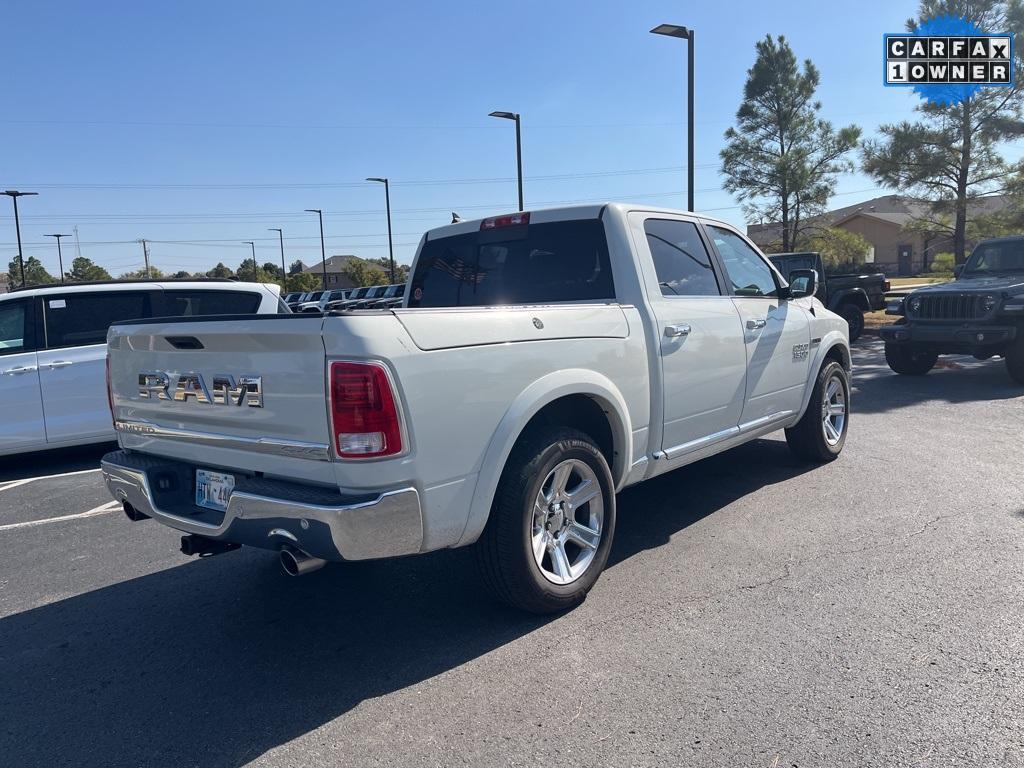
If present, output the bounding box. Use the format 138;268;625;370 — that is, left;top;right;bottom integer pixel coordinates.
747;194;1013;275
301;255;359;290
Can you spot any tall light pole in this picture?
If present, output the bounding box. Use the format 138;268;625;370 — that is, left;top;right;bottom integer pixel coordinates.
488;111;523;211
242;241;258;282
366;177;395;283
138;238;151;278
305;208;328;288
268;228;287;293
4;190;38;288
46;233;70;283
650;23;695;212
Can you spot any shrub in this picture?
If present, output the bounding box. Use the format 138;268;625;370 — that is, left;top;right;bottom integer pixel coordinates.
929;252;955;273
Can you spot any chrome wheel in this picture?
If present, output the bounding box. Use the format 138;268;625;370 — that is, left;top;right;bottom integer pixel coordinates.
531;458;604;585
821;373;846;446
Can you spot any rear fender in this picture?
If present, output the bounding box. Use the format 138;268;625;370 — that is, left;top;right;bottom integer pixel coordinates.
829;288;869;312
455;369;633;547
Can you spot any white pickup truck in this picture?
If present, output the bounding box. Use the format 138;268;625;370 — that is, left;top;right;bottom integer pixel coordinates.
102;204;851;613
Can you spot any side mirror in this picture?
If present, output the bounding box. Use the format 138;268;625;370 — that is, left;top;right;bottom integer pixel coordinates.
954;264;964;278
786;268;818;299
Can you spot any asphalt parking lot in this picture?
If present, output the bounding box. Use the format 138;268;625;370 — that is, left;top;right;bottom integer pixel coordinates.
1;337;1022;768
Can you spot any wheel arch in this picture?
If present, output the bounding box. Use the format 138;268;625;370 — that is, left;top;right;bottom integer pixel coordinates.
793;333;851;422
456;370;633;547
830;288;870;312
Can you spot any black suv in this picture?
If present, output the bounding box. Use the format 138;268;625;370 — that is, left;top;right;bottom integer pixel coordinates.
881;236;1024;384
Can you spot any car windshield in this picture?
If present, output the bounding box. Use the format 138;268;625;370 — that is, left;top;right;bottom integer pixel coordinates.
964;240;1024;273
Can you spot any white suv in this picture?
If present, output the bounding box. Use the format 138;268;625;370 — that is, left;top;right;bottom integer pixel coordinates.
0;279;284;457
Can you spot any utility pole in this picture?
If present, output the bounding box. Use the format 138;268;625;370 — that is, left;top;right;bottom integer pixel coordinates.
305;209;328;288
46;234;70;283
268;228;287;292
366;178;396;283
138;239;151;278
4;190;38;288
242;241;258;282
650;24;696;212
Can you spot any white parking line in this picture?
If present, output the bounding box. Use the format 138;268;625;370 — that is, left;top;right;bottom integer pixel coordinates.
0;501;120;532
0;468;102;493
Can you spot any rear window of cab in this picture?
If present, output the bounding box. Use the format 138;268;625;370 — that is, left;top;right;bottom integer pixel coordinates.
408;219;615;308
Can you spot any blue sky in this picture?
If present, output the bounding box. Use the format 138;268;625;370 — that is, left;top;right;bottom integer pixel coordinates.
0;0;965;277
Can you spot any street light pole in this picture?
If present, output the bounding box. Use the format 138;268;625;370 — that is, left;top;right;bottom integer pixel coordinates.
268;228;287;293
46;233;70;283
4;190;38;288
650;23;695;212
488;111;523;211
366;178;395;283
305;209;328;288
242;241;258;282
138;238;151;278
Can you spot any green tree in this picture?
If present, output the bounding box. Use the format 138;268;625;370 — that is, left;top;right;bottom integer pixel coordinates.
340;258;388;287
206;262;235;279
288;260;306;275
862;0;1024;263
287;272;323;292
721;35;861;251
262;262;283;280
7;256;56;287
365;256;410;283
171;270;192;279
66;256;112;282
799;228;872;271
119;266;165;279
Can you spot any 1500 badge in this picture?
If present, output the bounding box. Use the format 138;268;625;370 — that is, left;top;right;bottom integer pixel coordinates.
792;343;810;361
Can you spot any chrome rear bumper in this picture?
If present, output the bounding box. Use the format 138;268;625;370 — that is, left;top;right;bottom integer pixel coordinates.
101;450;423;562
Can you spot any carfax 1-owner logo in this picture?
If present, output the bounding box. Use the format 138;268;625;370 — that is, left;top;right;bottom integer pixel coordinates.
885;15;1014;104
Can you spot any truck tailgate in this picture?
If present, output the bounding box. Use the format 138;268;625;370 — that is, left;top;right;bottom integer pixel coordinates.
108;315;332;482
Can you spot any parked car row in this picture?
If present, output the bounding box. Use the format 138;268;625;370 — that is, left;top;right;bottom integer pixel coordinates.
282;285;407;314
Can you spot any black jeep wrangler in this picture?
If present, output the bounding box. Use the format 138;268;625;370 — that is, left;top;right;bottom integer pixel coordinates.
881;236;1024;384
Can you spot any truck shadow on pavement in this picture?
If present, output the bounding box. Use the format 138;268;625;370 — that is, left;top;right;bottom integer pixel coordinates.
0;440;816;767
0;443;114;483
851;338;1022;414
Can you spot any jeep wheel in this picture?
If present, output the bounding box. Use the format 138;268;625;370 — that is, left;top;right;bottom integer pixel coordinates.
838;303;865;342
785;361;849;463
1006;337;1024;385
885;343;937;375
477;426;616;614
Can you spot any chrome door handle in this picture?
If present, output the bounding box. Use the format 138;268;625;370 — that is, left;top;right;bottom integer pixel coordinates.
746;319;767;330
3;365;38;375
45;360;74;369
664;324;691;338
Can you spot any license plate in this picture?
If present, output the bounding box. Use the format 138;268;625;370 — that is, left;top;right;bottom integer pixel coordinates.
195;469;235;512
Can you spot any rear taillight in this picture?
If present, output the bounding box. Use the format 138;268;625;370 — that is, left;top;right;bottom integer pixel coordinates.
480;212;529;230
105;354;115;424
329;361;403;458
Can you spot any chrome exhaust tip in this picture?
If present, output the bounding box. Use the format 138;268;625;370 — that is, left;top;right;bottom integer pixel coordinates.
280;548;327;576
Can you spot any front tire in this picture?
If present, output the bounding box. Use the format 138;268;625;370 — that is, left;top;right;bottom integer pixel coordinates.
476;426;616;614
785;361;850;463
885;343;938;375
838;303;865;342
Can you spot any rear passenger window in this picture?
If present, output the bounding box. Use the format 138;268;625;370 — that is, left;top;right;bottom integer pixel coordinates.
0;300;31;355
644;219;720;297
163;290;262;316
44;292;152;348
409;219;614;307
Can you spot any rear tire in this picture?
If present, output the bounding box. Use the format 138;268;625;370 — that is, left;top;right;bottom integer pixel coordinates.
885;343;937;375
476;426;616;614
785;361;849;463
1005;336;1024;385
838;303;865;342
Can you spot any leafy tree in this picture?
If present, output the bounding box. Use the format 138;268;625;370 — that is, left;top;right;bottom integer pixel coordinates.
288;260;306;275
119;266;165;279
364;256;410;283
286;272;323;292
171;270;192;279
206;262;235;279
7;256;56;287
261;262;284;280
340;258;388;287
799;228;872;271
66;257;112;282
721;35;861;251
862;0;1024;263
